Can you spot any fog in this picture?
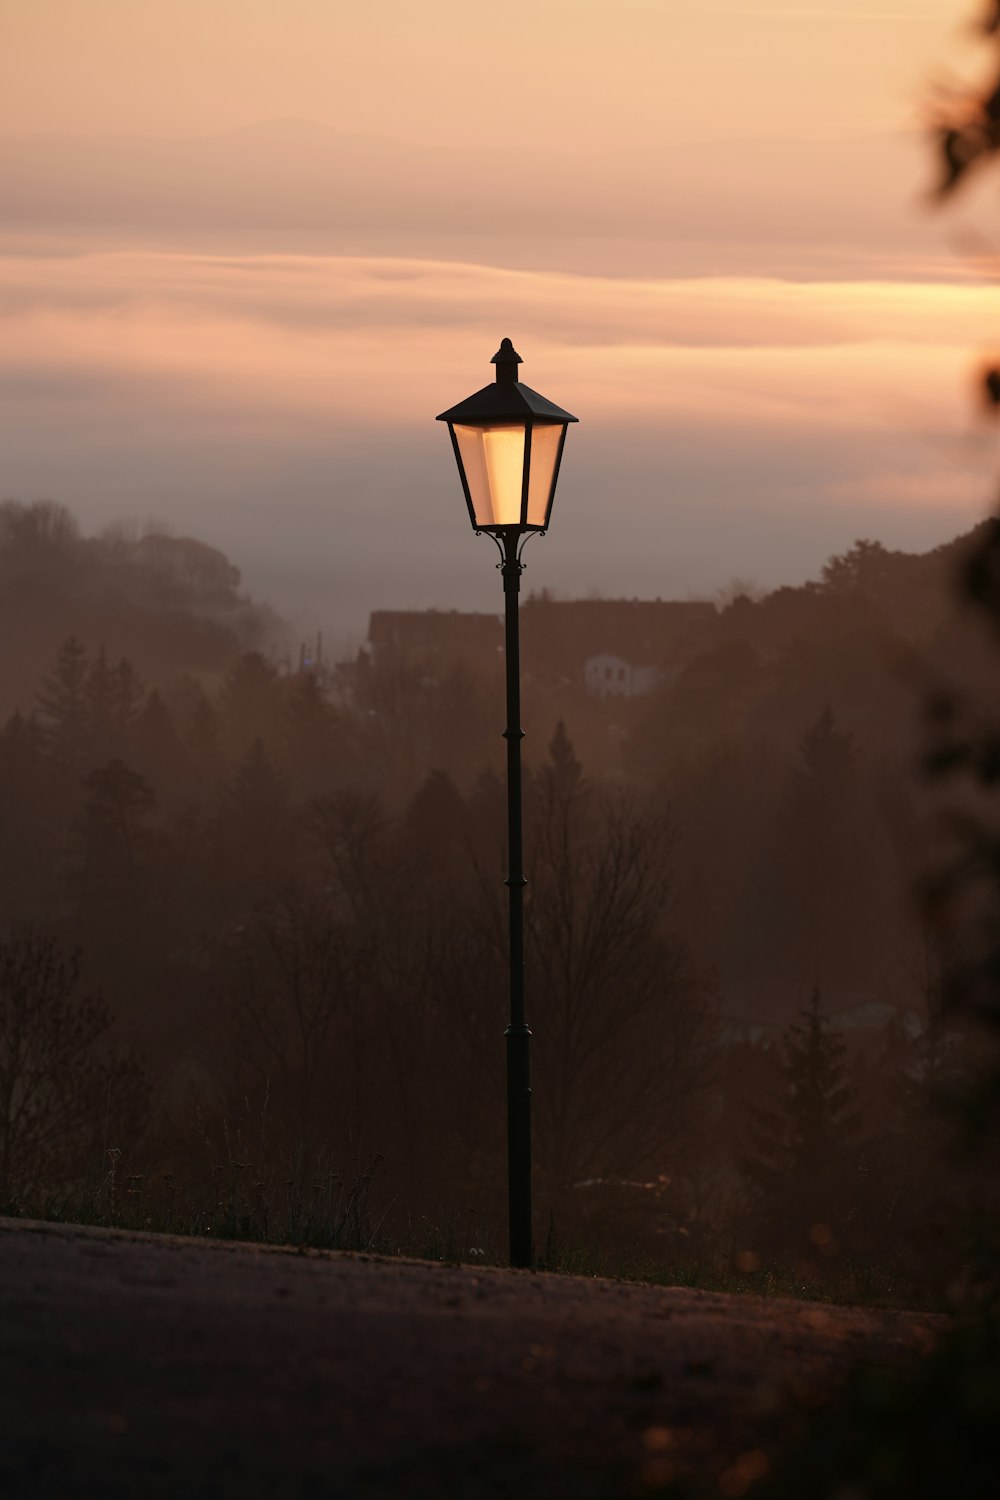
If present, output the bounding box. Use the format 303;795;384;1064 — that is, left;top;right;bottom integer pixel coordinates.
0;490;991;1300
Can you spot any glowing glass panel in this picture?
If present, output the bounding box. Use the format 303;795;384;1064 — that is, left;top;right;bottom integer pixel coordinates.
454;423;526;527
526;424;563;528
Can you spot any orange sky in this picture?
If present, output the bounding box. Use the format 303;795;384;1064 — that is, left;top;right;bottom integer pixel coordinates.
1;0;995;638
1;0;970;146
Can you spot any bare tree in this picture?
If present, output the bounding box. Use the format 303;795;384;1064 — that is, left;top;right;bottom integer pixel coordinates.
307;790;488;1196
219;887;372;1170
0;927;147;1202
525;725;718;1217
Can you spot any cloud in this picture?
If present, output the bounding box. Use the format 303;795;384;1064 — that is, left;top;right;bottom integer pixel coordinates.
4;247;999;349
0;124;945;281
0;244;990;640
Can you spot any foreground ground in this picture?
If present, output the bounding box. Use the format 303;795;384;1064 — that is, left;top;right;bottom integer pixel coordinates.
0;1217;942;1499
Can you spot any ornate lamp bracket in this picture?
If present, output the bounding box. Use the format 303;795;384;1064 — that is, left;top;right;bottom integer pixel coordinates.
479;527;546;578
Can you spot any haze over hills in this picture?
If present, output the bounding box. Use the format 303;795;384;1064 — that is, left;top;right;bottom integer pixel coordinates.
0;495;988;1307
0;495;981;729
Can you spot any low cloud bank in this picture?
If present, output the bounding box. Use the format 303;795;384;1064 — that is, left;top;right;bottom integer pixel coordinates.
0;245;990;639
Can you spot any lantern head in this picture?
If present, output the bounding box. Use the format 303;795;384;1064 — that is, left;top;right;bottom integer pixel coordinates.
437;339;578;533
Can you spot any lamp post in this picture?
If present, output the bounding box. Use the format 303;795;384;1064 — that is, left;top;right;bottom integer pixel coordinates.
437;339;578;1269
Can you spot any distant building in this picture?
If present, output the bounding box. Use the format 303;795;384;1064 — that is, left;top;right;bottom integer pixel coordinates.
521;597;715;686
584;654;662;699
352;598;716;695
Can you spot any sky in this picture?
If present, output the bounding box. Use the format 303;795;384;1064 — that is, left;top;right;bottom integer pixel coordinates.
2;0;998;647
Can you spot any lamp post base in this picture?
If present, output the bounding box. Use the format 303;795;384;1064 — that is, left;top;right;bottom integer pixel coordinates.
505;1022;533;1268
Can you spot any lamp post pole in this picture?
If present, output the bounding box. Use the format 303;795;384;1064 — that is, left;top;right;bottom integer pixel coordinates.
436;339;577;1270
500;528;532;1269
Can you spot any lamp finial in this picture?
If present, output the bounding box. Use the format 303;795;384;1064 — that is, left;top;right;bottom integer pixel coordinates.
491;338;523;385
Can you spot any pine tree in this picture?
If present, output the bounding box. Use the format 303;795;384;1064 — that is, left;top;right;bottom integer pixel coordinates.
36;637;89;768
226;739;287;825
404;769;466;885
184;687;223;796
465;766;507;870
219;739;291;902
84;646;117;764
742;988;862;1258
782;711;862;983
70;760;162;1003
0;710;46;792
219;652;281;758
132;689;181;796
77;759;157;892
750;707;879;990
542;719;584;803
109;657;145;748
282;672;340;801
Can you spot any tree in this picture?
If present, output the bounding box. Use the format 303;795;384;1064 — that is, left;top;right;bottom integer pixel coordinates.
69;760;162;1012
218;739;292;904
305;789;507;1214
182;685;223;798
0;928;148;1202
747;708;880;992
282;672;348;802
404;768;467;870
219;890;361;1169
77;760;157;894
523;725;717;1222
131;688;182;797
741;989;861;1260
81;648;142;762
36;637;89;770
0;498;79;555
219;651;282;758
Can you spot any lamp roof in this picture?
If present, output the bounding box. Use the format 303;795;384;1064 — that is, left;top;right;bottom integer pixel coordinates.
436;338;578;426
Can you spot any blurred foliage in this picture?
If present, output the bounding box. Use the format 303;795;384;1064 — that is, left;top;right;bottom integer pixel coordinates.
746;14;1000;1496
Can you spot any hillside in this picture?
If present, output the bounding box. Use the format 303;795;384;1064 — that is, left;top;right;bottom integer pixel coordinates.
0;500;282;720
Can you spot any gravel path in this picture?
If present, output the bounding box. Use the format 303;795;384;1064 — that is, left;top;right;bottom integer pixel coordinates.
0;1216;942;1498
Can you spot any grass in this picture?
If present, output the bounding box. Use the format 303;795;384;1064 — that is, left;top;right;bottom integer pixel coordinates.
5;1146;389;1255
536;1237;946;1312
0;1183;947;1318
0;1143;951;1313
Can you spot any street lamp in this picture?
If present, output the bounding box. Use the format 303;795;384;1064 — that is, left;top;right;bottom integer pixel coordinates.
437;338;578;1269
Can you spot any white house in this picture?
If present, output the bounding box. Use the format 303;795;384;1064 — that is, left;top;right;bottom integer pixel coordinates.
584;653;662;699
